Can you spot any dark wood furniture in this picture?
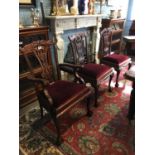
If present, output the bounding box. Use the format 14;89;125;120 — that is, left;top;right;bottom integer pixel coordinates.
123;20;135;56
123;36;135;56
59;33;114;107
98;28;132;87
20;40;93;145
101;18;125;53
124;65;135;123
19;26;49;109
129;20;135;35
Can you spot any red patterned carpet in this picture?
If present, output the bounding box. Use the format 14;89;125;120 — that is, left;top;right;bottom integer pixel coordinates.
20;68;135;155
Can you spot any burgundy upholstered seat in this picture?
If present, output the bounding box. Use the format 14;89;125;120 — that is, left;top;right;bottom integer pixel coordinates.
46;80;90;108
102;53;129;65
79;63;113;79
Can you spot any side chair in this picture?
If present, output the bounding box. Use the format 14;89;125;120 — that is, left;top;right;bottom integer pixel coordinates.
59;33;114;107
98;28;132;87
20;40;94;145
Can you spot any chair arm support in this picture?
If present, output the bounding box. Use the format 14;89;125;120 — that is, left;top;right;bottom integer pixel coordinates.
27;75;54;106
27;75;49;87
43;89;54;106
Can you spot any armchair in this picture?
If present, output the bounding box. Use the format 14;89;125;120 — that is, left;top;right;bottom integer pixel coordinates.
60;33;114;107
98;28;132;87
20;40;94;145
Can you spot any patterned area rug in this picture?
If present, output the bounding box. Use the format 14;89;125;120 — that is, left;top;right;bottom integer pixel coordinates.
20;69;135;155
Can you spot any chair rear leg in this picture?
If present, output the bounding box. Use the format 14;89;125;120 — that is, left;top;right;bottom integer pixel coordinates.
73;77;78;83
94;86;98;107
108;73;114;92
127;81;135;124
86;96;93;117
39;105;44;118
115;70;120;87
128;62;132;70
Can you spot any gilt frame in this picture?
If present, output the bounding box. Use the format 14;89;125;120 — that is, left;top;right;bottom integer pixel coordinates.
19;0;36;7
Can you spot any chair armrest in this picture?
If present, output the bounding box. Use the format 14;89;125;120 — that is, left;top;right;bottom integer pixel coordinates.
59;63;83;70
59;63;86;84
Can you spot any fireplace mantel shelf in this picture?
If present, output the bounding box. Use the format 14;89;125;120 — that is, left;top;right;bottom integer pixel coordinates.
46;14;103;19
45;14;103;32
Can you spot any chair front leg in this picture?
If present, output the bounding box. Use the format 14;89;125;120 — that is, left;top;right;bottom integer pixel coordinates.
108;73;114;92
115;69;120;87
51;110;62;146
38;96;44;118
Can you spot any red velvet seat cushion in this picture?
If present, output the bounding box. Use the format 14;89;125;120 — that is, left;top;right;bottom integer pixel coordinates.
102;54;129;65
46;80;89;108
79;63;112;78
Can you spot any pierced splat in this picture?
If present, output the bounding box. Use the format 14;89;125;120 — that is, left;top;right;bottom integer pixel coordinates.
69;33;88;64
33;41;52;81
98;28;112;57
20;40;54;82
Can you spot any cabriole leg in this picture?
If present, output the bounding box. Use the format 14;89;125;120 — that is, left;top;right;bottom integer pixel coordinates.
86;96;93;117
115;70;120;87
108;73;114;92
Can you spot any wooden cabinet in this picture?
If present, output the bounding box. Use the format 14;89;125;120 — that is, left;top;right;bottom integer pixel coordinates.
101;18;125;53
19;26;49;109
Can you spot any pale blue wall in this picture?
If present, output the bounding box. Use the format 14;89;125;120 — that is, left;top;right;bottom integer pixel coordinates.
19;0;131;28
19;0;133;56
19;0;51;26
124;0;135;35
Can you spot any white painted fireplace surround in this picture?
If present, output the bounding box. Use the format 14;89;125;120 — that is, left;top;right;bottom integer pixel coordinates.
45;14;103;64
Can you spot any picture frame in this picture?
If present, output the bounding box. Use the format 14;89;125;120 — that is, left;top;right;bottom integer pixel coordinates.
19;0;36;7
